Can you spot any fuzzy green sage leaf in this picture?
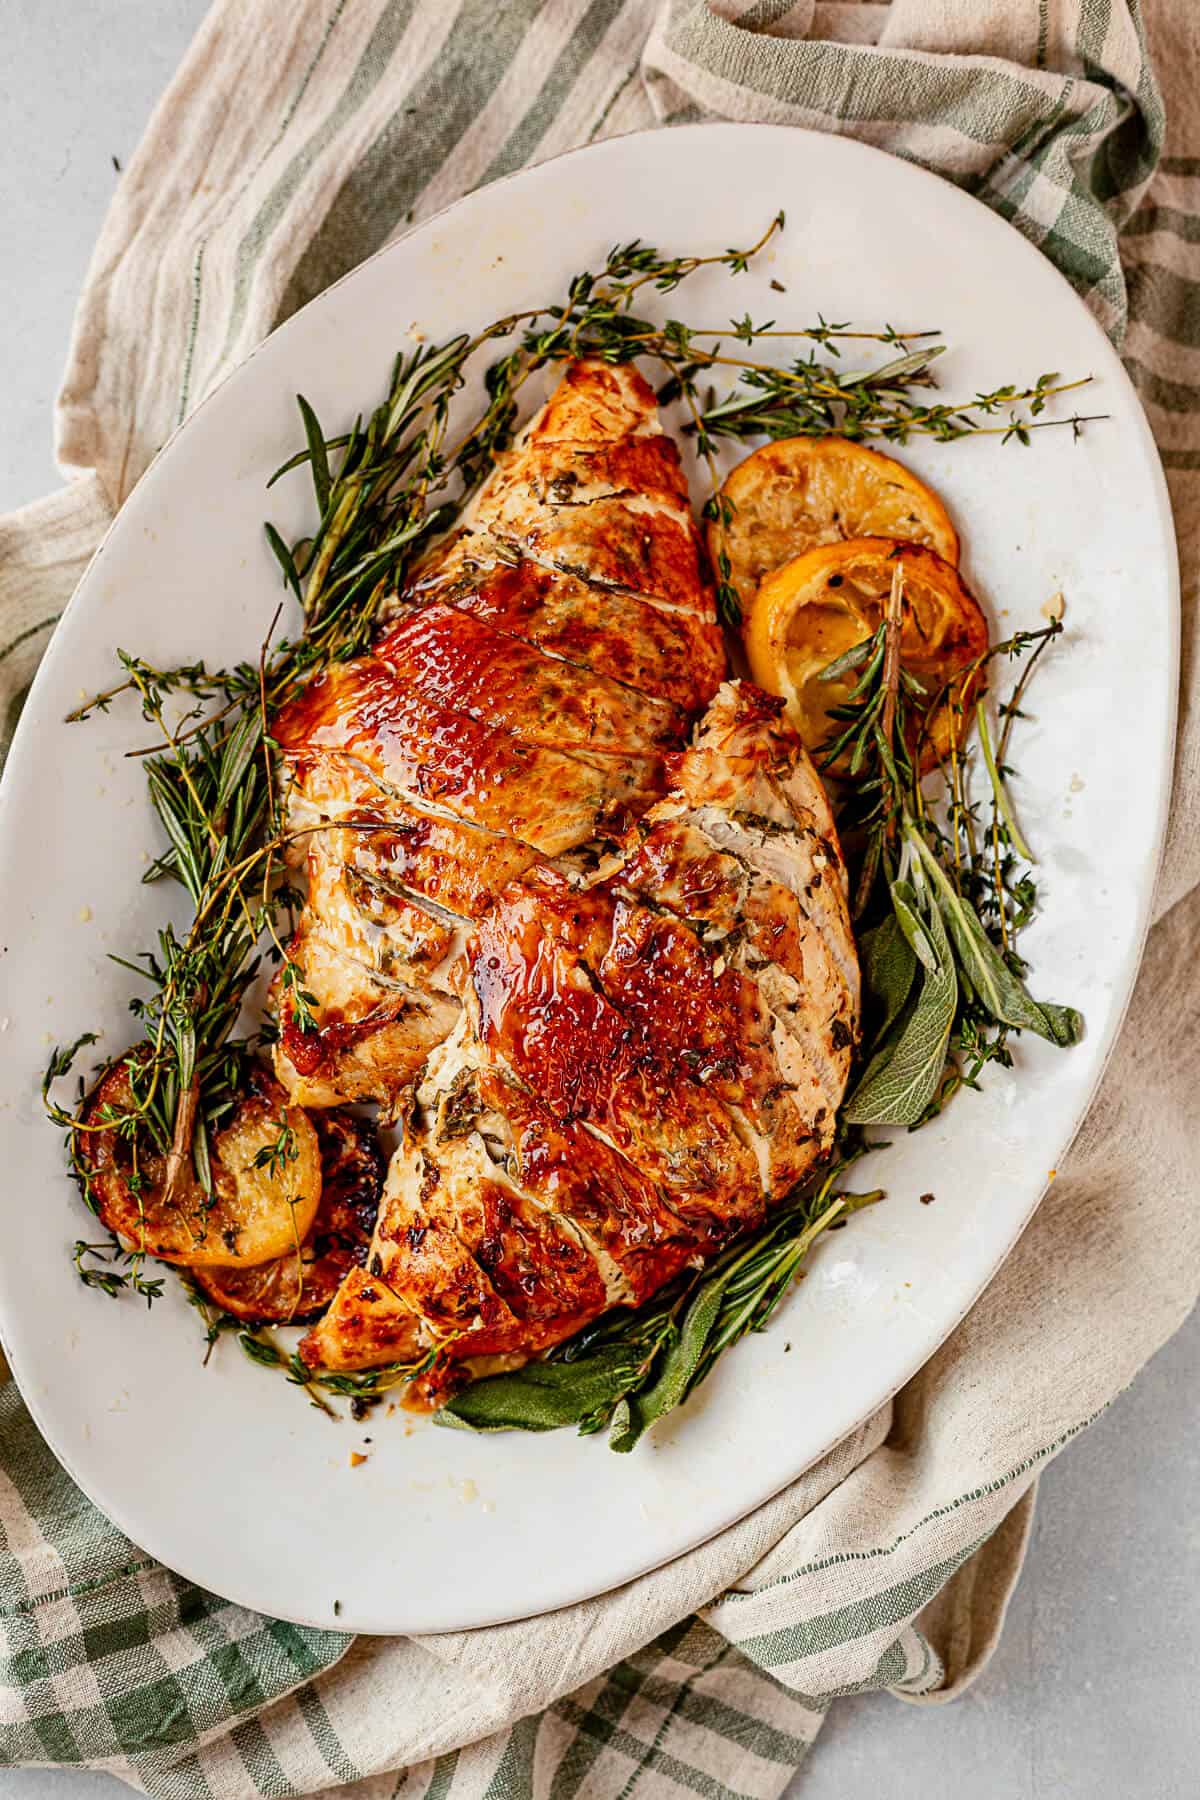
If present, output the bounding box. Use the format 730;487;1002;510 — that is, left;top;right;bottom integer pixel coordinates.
909;828;1083;1047
858;911;918;1044
437;1342;656;1435
843;881;957;1126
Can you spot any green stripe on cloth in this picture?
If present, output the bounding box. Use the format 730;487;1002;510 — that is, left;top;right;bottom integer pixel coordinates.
1125;259;1200;345
0;1392;347;1771
480;0;632;182
727;1541;986;1669
553;1693;761;1800
547;1642;667;1799
481;1717;542;1799
426;1750;462;1799
674;30;1077;144
605;1660;813;1768
1125;201;1200;243
278;0;552;320
177;0;356;419
710;1413;1097;1608
202;0;427;392
0;614;59;671
296;1685;362;1787
655;0;1162;336
149;1753;218;1800
611;1631;731;1800
229;1716;292;1795
1125;352;1200;412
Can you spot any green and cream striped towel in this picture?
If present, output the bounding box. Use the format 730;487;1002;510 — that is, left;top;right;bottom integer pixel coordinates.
3;3;1199;1795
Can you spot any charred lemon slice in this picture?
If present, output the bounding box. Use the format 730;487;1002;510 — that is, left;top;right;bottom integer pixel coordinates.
711;436;959;616
745;537;989;772
80;1059;322;1268
190;1109;383;1323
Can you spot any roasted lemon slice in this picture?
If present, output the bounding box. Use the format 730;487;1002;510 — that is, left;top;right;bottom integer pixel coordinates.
711;436;959;616
80;1060;322;1268
745;537;989;772
190;1110;383;1322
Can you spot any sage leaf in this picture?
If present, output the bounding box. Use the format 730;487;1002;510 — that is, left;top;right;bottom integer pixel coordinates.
438;1344;646;1434
888;879;937;973
859;910;918;1051
607;1397;641;1453
910;830;1083;1047
844;896;957;1125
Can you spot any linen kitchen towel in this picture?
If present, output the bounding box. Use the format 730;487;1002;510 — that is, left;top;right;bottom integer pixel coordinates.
1;4;1196;1796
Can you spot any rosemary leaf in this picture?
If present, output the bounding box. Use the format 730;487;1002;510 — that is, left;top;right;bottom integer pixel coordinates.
263;522;303;602
213;709;263;819
819;637;878;685
296;394;332;516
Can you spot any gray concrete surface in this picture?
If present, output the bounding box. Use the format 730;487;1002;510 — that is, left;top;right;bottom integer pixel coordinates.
1;6;1197;1797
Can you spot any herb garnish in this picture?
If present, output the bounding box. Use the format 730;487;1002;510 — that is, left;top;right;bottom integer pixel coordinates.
833;605;1081;1130
43;216;1089;1432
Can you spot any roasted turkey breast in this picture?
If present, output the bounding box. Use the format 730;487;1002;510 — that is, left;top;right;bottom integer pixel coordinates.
273;361;857;1394
272;361;724;1109
299;682;859;1388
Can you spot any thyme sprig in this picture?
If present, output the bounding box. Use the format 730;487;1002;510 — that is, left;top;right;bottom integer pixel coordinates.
695;365;1102;452
232;1323;444;1416
73;1235;164;1306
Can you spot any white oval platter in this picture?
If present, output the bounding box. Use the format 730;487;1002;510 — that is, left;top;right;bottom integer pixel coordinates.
0;124;1177;1634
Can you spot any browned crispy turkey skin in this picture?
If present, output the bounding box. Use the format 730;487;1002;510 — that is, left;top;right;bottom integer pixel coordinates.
273;360;858;1395
272;361;723;1109
299;682;859;1388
